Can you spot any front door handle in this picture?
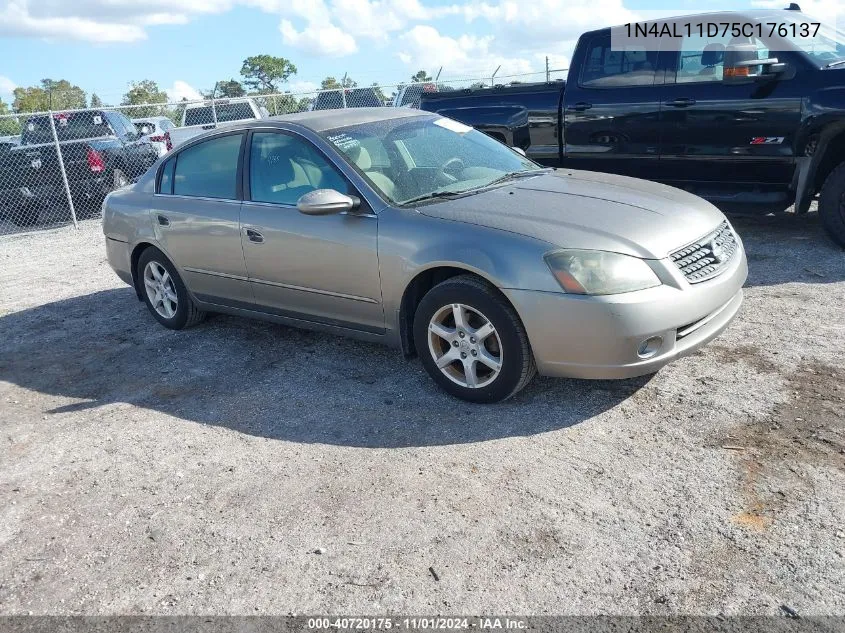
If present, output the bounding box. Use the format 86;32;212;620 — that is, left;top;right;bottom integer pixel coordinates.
567;102;593;112
667;98;696;107
245;228;264;244
157;214;170;227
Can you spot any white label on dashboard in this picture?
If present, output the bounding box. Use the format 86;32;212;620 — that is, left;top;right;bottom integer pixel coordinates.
434;118;472;134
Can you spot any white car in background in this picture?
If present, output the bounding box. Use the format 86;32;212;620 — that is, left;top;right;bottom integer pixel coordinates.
167;98;267;149
132;116;175;157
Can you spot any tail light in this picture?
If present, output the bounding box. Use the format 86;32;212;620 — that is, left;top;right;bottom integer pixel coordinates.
149;132;173;152
87;147;105;173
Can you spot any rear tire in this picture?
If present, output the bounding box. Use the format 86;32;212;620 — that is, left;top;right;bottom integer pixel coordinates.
818;160;845;248
137;247;206;330
413;275;536;403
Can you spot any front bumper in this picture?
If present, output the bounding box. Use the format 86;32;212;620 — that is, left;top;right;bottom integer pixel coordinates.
504;249;747;380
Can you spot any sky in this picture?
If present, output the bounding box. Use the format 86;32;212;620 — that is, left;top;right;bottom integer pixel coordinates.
0;0;842;106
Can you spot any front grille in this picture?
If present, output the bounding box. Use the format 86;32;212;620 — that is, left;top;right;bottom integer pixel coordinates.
670;221;738;284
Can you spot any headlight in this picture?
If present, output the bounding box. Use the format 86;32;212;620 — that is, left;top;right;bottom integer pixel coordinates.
544;250;660;295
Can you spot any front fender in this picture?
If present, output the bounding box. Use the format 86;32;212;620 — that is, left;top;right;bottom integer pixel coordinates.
377;208;561;337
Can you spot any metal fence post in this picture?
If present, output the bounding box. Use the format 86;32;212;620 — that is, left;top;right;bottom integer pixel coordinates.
341;73;348;109
47;110;78;229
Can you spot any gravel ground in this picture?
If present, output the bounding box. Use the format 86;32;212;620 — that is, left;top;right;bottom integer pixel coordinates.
0;211;843;616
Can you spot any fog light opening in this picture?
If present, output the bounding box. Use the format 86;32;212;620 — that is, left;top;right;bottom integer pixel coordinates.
638;336;663;359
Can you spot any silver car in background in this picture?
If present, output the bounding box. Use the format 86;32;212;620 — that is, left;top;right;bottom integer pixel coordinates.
103;108;747;403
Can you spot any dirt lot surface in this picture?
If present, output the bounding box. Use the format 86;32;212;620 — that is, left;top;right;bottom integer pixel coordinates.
1;211;843;615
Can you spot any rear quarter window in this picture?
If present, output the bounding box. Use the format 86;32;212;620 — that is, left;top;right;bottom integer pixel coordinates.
21;111;113;145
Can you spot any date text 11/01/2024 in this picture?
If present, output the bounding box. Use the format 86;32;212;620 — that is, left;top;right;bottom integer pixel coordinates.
307;618;528;630
622;20;821;39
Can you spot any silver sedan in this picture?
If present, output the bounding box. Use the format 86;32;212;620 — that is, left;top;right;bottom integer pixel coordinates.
103;108;747;403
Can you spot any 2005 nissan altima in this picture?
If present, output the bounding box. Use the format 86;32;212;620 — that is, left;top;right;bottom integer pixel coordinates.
103;108;747;403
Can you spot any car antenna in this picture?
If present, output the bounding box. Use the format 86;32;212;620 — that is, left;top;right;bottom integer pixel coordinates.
785;3;800;9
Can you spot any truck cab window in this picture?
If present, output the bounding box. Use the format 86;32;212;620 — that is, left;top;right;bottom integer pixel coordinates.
677;33;769;83
580;37;657;87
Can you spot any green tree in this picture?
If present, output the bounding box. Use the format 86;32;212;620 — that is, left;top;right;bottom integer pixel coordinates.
411;70;432;83
240;55;297;93
0;99;20;135
370;83;386;102
13;79;86;112
211;79;246;98
321;76;357;90
122;80;168;117
90;93;103;108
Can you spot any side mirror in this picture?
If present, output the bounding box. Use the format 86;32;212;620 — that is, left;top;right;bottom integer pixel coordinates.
723;43;787;84
513;147;526;157
297;189;359;215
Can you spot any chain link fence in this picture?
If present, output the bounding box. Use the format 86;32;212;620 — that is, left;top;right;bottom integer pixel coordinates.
0;69;567;237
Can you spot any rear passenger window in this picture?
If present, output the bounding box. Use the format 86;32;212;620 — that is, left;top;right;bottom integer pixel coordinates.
580;36;657;87
159;157;175;194
173;134;243;199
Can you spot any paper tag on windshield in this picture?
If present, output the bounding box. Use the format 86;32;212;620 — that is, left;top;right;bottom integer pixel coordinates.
433;118;472;134
93;115;102;125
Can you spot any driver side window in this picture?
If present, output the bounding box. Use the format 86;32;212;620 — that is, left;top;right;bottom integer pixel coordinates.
249;132;349;206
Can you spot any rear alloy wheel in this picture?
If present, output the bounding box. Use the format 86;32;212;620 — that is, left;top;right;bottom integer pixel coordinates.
137;247;206;330
818;160;845;248
413;275;536;403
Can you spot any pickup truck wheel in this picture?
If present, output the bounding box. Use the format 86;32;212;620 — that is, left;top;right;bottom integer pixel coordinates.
137;247;206;330
818;161;845;248
413;275;536;403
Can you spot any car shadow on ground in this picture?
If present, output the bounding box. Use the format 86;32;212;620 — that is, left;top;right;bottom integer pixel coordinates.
728;211;845;287
0;289;650;448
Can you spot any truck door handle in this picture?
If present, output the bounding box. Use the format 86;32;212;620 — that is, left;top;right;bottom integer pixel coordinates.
667;98;696;107
567;102;593;112
157;215;170;227
245;228;264;243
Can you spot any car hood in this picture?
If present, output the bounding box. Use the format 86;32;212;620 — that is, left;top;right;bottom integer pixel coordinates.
418;170;727;259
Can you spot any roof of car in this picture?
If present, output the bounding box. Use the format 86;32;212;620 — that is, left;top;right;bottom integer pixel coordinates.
268;107;430;132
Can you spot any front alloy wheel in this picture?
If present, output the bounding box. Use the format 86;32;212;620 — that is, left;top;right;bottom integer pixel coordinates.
427;303;502;389
413;275;536;403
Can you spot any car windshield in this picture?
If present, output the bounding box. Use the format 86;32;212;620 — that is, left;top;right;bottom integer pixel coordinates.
764;13;845;66
322;115;543;205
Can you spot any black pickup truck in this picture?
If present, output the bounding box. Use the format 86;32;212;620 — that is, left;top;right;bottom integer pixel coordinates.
421;7;845;246
1;109;159;226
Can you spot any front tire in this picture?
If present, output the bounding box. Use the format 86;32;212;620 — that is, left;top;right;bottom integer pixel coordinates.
819;161;845;248
413;275;536;403
137;247;206;330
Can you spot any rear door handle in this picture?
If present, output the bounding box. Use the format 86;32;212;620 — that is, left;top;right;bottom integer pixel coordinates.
157;214;170;227
667;98;696;107
245;228;264;244
567;102;593;112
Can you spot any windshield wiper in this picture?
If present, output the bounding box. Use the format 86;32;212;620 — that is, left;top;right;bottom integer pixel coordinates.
401;190;465;205
825;59;845;68
479;169;548;189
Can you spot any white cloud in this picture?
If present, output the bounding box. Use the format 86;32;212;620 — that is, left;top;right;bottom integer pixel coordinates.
166;80;203;102
397;25;535;78
460;0;640;55
751;0;843;21
0;76;16;96
287;80;320;94
280;19;358;56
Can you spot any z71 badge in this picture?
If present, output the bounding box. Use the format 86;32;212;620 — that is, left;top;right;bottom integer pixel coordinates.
750;136;785;145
